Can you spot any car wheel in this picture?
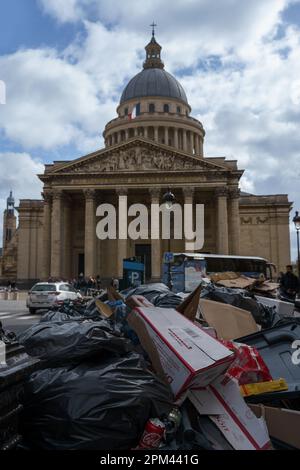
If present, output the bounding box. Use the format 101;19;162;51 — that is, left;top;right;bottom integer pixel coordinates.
29;308;36;315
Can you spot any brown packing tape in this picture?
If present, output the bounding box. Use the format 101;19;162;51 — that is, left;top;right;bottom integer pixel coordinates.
249;404;300;449
127;310;168;386
176;284;202;322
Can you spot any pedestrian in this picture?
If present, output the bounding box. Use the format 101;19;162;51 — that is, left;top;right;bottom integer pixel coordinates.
280;265;300;301
96;275;101;290
110;277;119;291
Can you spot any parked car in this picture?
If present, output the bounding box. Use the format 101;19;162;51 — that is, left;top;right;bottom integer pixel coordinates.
26;282;82;314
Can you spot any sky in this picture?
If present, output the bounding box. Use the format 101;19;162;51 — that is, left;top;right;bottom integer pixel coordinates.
0;0;299;259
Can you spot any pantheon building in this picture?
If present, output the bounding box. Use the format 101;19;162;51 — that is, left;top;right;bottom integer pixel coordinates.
0;33;292;284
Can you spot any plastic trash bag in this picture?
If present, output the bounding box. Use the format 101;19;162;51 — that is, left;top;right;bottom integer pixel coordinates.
122;283;183;308
18;320;132;363
39;310;84;323
21;352;173;450
219;340;273;385
200;284;278;328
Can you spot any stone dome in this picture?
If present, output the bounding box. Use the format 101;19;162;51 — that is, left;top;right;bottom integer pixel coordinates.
120;68;188;105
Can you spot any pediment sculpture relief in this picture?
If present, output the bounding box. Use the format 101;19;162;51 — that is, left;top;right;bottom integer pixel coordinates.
59;147;218;174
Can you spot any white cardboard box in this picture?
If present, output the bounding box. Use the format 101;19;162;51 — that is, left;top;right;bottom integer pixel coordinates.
189;377;272;450
134;306;234;397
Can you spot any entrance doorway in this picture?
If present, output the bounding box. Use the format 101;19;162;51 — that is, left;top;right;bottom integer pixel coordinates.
78;253;85;277
135;244;151;280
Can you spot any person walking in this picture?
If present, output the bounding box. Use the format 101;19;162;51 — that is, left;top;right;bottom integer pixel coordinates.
280;265;300;301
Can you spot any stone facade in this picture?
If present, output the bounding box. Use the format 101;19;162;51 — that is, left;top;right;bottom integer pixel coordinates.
0;34;292;284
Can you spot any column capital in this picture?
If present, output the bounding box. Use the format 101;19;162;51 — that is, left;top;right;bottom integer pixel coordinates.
149;188;161;200
83;189;96;200
183;187;195;199
42;191;53;203
228;187;241;199
116;188;128;196
215;186;229;198
52;189;63;201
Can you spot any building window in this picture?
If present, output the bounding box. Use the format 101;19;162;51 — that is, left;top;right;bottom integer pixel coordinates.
149;103;155;113
177;106;181;114
136;103;141;116
164;104;169;113
124;108;128;116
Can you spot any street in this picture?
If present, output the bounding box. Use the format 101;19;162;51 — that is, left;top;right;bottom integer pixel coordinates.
0;300;41;335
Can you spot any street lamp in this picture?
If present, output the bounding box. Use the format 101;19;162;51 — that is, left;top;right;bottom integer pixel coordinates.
293;210;300;277
162;188;176;290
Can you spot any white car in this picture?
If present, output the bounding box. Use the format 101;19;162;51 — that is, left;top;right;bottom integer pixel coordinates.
26;282;82;314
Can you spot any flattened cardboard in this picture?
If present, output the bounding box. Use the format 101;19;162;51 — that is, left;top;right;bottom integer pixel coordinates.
215;276;256;290
249;404;300;449
176;284;202;321
95;300;113;318
199;298;259;340
127;309;167;384
189;377;272;450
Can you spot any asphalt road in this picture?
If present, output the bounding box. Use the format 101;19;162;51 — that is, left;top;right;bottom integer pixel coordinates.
0;300;42;335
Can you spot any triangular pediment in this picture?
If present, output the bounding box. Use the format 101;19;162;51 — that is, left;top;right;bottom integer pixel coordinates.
47;138;232;175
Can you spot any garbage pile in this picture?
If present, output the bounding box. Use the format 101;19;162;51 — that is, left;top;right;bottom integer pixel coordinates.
208;272;279;298
9;283;300;450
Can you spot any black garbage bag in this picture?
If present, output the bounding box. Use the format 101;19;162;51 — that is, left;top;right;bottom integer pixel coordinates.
39;310;84;323
18;320;132;363
121;283;183;308
21;352;173;450
200;284;278;328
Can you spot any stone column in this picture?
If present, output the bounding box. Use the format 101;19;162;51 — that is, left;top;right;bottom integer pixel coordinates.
183;129;187;152
154;126;159;143
164;127;169;146
63;195;72;279
228;188;241;255
117;132;122;144
125;129;129;141
144;127;148;139
117;189;128;279
51;190;63;278
134;127;138;137
183;187;195;252
41;191;52;280
215;187;229;255
174;128;179;149
150;188;161;281
84;189;96;277
195;134;200;155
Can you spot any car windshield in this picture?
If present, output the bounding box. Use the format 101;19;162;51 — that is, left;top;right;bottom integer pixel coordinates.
31;284;57;292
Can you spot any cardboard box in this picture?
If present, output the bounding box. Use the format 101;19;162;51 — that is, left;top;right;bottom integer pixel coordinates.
189;377;272;450
249;404;300;449
132;306;234;397
198;299;259;340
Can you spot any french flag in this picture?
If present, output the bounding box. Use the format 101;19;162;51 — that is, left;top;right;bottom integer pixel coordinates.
128;105;137;120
